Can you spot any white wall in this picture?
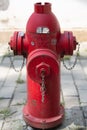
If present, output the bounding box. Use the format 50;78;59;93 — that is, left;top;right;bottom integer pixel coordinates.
0;0;87;30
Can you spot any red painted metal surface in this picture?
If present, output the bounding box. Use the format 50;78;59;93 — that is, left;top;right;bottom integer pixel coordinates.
9;2;78;129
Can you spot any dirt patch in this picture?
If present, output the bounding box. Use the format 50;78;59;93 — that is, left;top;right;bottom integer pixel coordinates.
72;29;87;42
0;28;87;43
62;28;87;42
0;31;13;43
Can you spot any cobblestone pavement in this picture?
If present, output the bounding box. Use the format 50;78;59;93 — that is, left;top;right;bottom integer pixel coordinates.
0;42;87;130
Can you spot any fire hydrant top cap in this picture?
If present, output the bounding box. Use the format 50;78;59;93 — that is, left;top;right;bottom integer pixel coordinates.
34;2;51;13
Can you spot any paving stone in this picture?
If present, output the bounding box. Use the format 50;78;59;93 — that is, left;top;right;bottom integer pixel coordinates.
0;81;3;88
61;81;78;96
85;119;87;127
75;79;87;90
81;59;87;68
80;61;87;91
0;114;4;120
0;57;3;64
2;119;23;130
5;105;24;121
16;83;27;93
72;62;86;80
61;75;73;83
82;105;87;118
0;44;8;55
78;89;87;103
61;63;72;79
0;66;9;81
64;108;84;126
0;99;10;110
61;64;78;96
0;85;15;99
11;57;25;69
4;69;19;87
2;57;11;66
6;67;19;79
11;91;26;106
2;105;24;129
64;96;80;109
81;103;87;106
56;109;85;130
4;80;17;87
0;120;4;129
20;66;26;80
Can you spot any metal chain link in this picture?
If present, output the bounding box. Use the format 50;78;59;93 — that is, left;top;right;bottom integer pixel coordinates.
8;46;25;72
40;72;46;103
62;43;80;70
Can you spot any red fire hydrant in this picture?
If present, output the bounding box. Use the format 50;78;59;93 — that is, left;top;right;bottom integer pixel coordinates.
9;2;78;129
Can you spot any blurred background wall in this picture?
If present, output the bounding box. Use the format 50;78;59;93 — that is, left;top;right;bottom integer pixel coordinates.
0;0;87;42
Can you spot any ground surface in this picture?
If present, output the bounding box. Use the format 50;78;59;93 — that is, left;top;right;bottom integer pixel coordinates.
0;42;87;130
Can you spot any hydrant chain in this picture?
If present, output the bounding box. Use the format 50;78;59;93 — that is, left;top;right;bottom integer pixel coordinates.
40;71;46;103
62;43;80;70
8;46;25;72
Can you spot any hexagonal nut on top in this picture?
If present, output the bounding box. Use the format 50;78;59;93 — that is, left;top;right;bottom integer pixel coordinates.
36;62;50;78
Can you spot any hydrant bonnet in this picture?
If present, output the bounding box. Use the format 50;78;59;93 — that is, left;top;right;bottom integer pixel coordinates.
26;2;60;34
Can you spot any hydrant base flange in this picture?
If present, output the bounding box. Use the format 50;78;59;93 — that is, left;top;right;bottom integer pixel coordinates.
23;105;64;129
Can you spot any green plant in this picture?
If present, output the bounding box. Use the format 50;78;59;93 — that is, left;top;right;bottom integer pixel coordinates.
16;102;25;106
16;73;25;84
0;108;11;117
16;78;25;84
63;55;71;60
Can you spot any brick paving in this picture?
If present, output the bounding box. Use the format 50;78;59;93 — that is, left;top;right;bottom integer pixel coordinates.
0;42;87;130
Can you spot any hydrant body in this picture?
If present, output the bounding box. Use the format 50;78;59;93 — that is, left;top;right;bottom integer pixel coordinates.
9;3;77;129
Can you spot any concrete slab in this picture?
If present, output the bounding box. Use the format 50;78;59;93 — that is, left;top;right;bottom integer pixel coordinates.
0;43;87;129
0;85;15;99
64;96;80;109
0;99;10;110
2;120;23;130
78;89;87;103
0;120;4;130
75;79;87;90
11;92;26;106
